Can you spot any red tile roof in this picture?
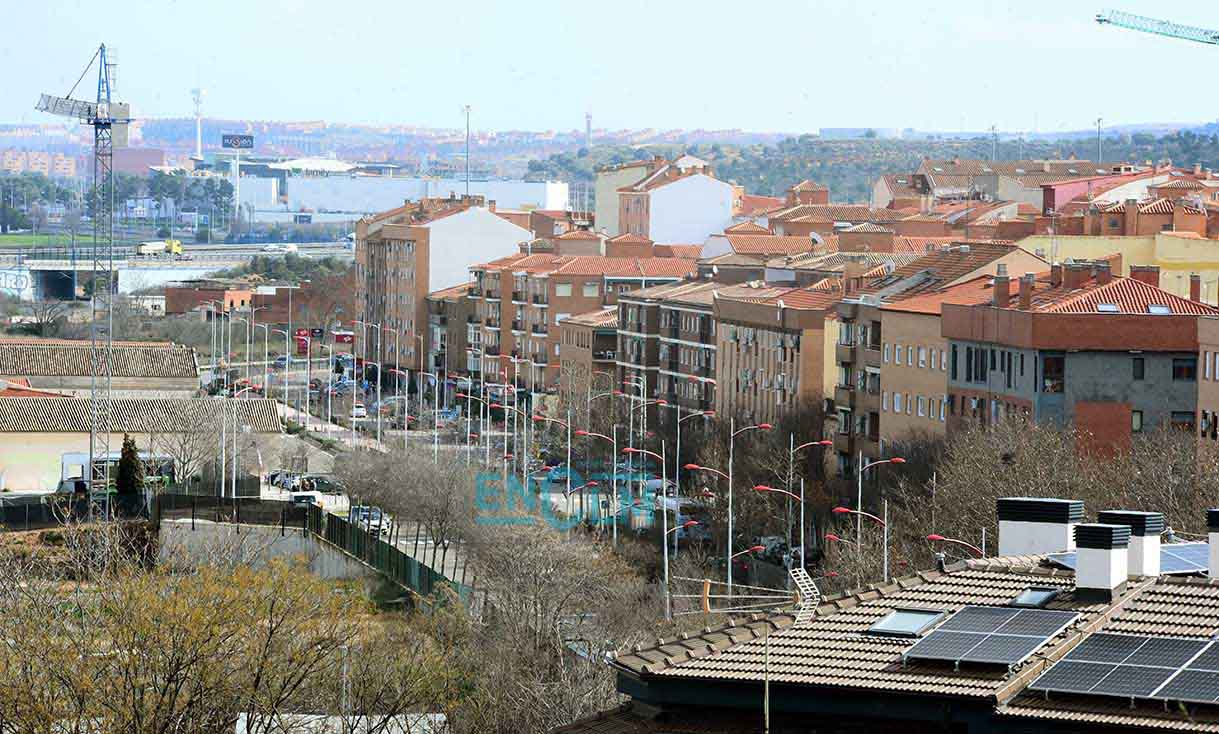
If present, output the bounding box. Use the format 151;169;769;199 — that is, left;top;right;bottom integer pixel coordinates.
555;229;602;240
607;233;652;244
0;380;70;398
762;283;844;309
427;282;474;301
653;244;702;258
723;221;770;234
769;204;905;223
724;234;815;256
881;274;1002;315
738;194;784;216
1032;275;1219;315
560;307;619;329
843;222;894;234
855;242;1035;300
790;179;828;192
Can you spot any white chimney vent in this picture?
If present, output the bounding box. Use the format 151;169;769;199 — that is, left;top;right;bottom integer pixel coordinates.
1074;524;1131;601
1098;510;1164;577
997;498;1084;557
1209;509;1219;580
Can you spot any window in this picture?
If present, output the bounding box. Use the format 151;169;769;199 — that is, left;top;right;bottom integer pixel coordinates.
906;393;912;415
941;349;948;371
917;395;926;417
918;347;927;368
939;397;946;422
1011;587;1060;609
1148;304;1171;315
908;346;914;365
1131;410;1143;433
1042;355;1064;393
1096;303;1119;313
867;608;945;638
883;343;891;363
1208;352;1213;381
1173;358;1198;381
1132;357;1145;381
894;343;903;365
951;345;958;380
555;283;572;298
882;391;889;411
582;283;598;298
1019;353;1025;378
893;393;903;413
1171;411;1196;432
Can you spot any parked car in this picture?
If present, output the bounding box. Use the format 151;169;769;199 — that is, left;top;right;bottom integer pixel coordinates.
290;491;323;508
349;505;390;535
351;402;367;419
273;356;291;371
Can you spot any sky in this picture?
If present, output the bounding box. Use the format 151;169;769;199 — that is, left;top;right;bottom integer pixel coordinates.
4;0;1218;135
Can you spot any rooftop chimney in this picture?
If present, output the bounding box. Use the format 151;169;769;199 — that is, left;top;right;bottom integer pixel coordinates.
1129;265;1161;288
1074;524;1131;601
997;498;1084;556
1050;263;1063;287
1095;261;1112;285
1098;510;1164;577
1191;273;1202;302
1209;509;1219;580
1019;273;1035;310
992;263;1010;308
1063;263;1090;291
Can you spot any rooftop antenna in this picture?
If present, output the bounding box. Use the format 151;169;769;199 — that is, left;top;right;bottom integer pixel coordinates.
989;125;998;161
1096;117;1103;163
585;111;592;150
462;105;472;197
670;568;822;621
36;43;131;512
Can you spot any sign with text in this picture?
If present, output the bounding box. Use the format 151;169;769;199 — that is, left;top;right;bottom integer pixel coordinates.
221;134;254;149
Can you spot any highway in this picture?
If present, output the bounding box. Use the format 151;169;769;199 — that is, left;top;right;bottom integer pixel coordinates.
0;241;353;265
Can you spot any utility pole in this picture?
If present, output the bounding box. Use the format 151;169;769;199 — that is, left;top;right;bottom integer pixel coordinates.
989;125;998;161
463;105;472;197
1096;117;1103;163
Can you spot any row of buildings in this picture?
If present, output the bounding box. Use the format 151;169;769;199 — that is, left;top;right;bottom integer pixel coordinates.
354;156;1219;477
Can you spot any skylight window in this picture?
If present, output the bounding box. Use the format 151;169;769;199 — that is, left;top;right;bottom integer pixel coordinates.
1068;168;1078;174
933;167;944;173
1096;303;1120;313
1148;304;1172;315
868;608;946;637
1010;586;1060;609
1015;168;1026;174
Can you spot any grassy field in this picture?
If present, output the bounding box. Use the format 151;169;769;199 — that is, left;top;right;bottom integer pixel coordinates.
0;233;75;248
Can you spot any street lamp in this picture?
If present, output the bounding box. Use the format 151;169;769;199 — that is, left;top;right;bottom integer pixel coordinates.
824;533;856;546
672;407;714;558
926;534;984;558
534;412;573;515
727;420;772;595
575;427;619;546
854;456;906;582
730;544;766;560
493;400;533;498
786;438;833;566
623;443;671;619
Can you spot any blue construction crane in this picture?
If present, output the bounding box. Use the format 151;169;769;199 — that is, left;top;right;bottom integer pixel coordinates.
1096;10;1219;46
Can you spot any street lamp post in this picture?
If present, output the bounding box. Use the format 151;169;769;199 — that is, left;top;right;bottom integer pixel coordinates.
624;443;670;619
787;438;833;567
576;426;618;545
673;406;713;559
254;323;271;398
854;456;906;583
926;534;985;558
420;371;440;463
727;420;773;595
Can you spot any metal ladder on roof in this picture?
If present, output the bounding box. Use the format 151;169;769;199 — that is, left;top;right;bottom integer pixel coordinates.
789;567;821;625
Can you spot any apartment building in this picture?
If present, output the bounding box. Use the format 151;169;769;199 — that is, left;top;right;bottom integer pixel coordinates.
714;283;843;425
942;263;1219;454
593;158;666;237
557;307;618;403
425;282;476;378
617;157;735;244
355;195;530;371
1;150;76;177
470;252;696;391
832;243;1047;476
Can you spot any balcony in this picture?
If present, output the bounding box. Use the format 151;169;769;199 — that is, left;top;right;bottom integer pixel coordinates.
532;294;549;306
835;343;856;364
834;385;856;408
484;345;501;356
531;324;549;336
593;350;617;361
511;320;524;332
484;317;500;328
485;289;501;301
466;315;479;324
532;353;549;365
511;290;525;303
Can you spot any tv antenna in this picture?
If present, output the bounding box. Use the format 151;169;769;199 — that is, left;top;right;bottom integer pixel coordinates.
671;567;824;623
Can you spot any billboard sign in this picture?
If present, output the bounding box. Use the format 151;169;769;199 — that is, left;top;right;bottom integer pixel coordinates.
221;134;254;149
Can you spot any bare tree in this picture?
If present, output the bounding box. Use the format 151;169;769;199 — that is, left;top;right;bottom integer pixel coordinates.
25;299;70;337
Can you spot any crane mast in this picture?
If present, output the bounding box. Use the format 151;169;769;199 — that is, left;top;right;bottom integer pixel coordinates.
36;44;131;509
1096;10;1219;46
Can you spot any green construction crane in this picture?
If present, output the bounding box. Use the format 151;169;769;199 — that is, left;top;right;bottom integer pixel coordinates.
1096;10;1219;46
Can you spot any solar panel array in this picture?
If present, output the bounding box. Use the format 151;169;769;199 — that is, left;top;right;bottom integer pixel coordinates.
1030;633;1219;703
1045;542;1209;574
903;606;1079;667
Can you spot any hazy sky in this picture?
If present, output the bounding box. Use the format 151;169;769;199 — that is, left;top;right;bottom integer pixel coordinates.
5;0;1217;134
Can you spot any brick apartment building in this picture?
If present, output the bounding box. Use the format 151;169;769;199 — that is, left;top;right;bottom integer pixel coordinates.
713;283;844;425
1;150;76;178
469;247;696;391
557;307;618;403
832;243;1046;476
942;263;1219;454
425;282;476;377
355;194;530;372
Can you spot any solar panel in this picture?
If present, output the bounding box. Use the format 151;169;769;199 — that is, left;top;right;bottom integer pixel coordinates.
1030;634;1219;703
1092;664;1177;697
1154;669;1219;703
1046;542;1208;575
1029;661;1116;694
904;606;1079;667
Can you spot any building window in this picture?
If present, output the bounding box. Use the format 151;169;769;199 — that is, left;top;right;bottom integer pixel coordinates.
917;395;926;417
882;391;889;411
907;346;914;365
939;397;946;422
1131;410;1143;433
893;393;903;413
918;347;927;368
941;349;948;371
895;343;903;365
555;283;572;298
1132;357;1145;381
883;343;890;363
906;393;912;415
1171;411;1196;432
951;344;958;380
1173;358;1198;381
583;283;598;298
1042;355;1065;393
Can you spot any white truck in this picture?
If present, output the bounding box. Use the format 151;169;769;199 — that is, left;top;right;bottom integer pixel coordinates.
135;239;183;256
